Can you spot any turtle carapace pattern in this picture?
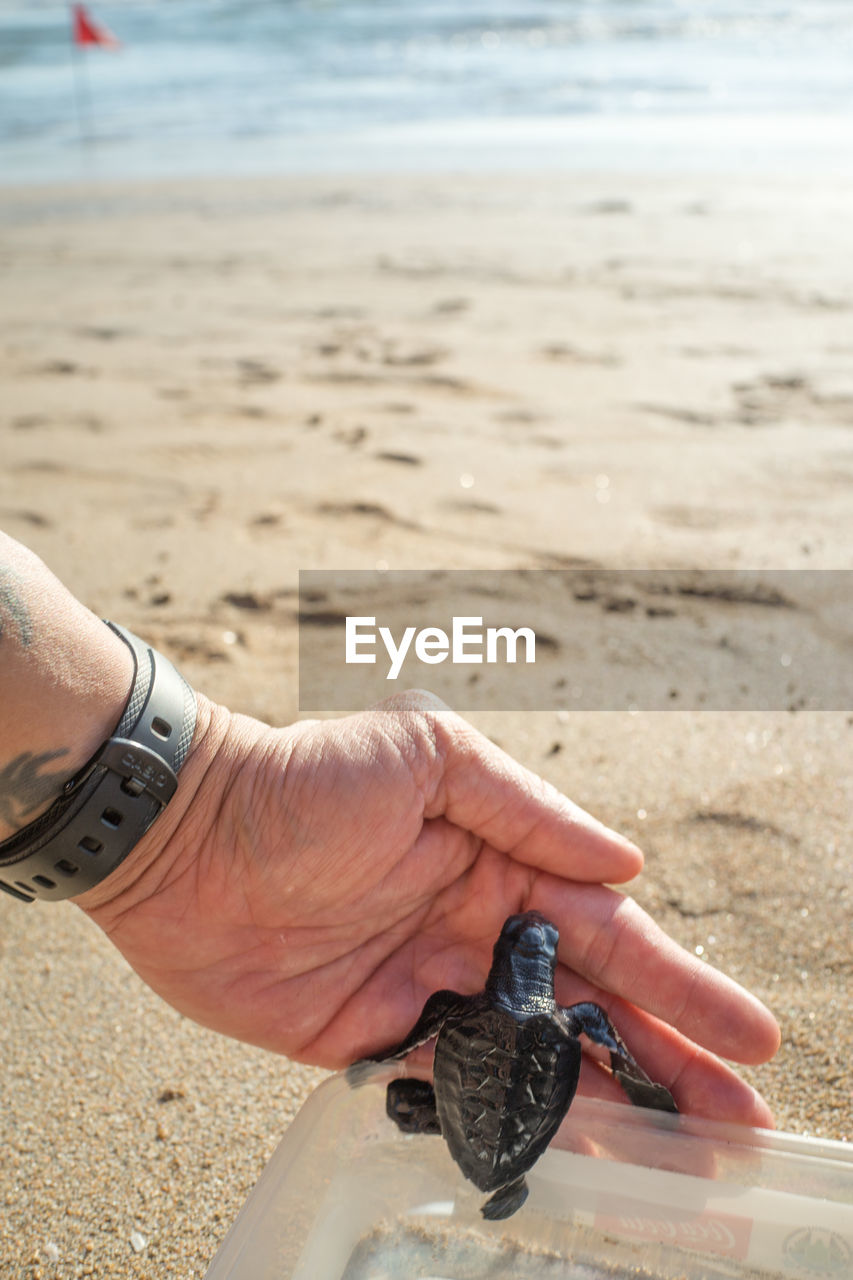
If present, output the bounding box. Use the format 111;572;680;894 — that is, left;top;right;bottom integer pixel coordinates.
349;911;678;1220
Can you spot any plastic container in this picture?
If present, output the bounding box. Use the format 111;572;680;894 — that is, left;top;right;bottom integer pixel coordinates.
204;1067;853;1280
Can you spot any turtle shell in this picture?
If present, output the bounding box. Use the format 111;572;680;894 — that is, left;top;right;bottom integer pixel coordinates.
433;996;581;1193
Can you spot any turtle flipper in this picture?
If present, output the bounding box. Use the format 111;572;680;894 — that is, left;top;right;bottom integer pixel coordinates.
563;1002;678;1114
482;1176;529;1220
386;1077;441;1135
347;989;467;1087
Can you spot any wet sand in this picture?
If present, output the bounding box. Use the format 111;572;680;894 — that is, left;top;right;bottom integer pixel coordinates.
0;172;851;1278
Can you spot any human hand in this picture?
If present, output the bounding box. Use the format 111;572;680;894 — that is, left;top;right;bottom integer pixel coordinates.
78;690;780;1126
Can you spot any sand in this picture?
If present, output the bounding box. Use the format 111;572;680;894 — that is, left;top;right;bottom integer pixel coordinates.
0;171;851;1279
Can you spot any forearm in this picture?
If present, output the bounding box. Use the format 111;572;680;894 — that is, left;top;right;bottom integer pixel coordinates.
0;531;232;913
0;531;134;841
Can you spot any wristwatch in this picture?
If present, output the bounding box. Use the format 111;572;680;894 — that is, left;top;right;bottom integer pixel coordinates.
0;622;197;904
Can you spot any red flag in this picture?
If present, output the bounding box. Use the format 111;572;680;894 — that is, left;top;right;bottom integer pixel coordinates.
72;4;120;49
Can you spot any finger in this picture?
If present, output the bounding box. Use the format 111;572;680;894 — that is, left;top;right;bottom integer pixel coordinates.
421;706;644;884
536;876;781;1066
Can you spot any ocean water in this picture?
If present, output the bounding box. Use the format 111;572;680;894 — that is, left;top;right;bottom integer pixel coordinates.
1;0;852;183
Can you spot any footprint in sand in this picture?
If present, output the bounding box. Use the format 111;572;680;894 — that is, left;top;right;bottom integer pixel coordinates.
379;401;417;415
651;505;730;531
540;343;620;367
314;500;419;530
441;497;501;515
221;589;273;612
582;199;634;215
297;608;349;629
11;414;50;430
231;404;268;420
690;809;797;841
334;426;369;447
430;297;471;316
375;451;422;466
638;402;717;427
733;371;853;427
0;508;52;529
418;372;472;394
382;346;448;368
36;359;85;376
248;512;283;530
76;325;131;342
236;358;281;386
493;408;545;425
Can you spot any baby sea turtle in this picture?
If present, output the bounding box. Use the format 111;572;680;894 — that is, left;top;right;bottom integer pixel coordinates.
350;910;677;1220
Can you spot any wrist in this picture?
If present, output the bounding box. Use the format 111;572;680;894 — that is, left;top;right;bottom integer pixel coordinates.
0;623;198;903
72;692;230;915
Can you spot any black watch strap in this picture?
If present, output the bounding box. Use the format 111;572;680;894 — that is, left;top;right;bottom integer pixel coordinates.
0;623;197;904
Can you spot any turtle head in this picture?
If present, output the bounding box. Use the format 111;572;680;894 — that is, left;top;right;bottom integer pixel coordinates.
486;911;559;1015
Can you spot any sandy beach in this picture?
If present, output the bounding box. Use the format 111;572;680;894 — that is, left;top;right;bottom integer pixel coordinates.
1;171;851;1278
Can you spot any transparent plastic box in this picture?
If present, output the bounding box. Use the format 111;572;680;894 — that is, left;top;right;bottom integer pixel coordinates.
204;1068;853;1280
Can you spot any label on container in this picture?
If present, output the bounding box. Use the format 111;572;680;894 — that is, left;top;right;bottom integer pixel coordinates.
594;1197;752;1260
591;1195;853;1277
779;1226;853;1276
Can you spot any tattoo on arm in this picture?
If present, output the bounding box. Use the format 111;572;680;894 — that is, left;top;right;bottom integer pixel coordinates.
0;748;71;831
0;566;34;647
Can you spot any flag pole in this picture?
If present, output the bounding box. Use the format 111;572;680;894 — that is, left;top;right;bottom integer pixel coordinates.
67;4;121;159
68;4;93;153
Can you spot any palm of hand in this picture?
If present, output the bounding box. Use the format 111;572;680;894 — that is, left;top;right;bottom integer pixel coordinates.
85;694;780;1126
